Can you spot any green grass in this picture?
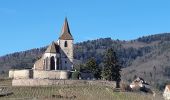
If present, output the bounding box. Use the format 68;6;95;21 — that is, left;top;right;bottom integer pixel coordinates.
0;79;164;100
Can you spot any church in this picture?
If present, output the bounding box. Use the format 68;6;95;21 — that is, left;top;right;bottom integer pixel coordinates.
34;18;74;71
9;18;74;80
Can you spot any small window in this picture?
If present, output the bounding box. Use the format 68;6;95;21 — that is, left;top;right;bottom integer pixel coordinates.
64;41;68;47
65;61;67;64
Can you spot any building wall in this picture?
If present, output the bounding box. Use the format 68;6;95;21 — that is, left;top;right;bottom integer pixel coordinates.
33;58;44;70
163;87;170;100
43;53;60;70
60;58;73;70
34;53;60;70
59;40;73;70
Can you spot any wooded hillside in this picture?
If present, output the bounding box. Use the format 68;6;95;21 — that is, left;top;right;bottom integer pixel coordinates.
1;33;170;90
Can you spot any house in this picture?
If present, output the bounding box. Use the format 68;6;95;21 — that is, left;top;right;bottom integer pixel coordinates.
130;77;150;89
163;85;170;100
130;77;152;93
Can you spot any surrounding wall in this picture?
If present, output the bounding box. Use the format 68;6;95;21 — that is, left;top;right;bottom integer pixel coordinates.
10;70;116;87
9;69;69;79
9;69;15;78
12;79;116;87
33;70;69;79
9;69;33;79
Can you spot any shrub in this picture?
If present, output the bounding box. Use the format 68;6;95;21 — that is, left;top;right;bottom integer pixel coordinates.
120;82;132;92
71;71;80;79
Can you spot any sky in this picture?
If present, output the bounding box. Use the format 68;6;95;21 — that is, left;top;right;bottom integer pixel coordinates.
0;0;170;56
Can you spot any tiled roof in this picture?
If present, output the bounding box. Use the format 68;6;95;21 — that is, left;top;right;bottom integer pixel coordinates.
45;42;59;53
59;18;73;40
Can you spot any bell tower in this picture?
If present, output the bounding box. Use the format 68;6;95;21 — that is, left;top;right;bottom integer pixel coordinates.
58;18;74;70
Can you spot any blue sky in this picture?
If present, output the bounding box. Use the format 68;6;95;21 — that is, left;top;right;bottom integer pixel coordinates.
0;0;170;56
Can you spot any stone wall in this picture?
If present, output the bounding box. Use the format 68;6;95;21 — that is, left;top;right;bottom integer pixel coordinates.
59;40;73;70
9;69;15;78
12;79;116;87
9;69;33;79
33;58;44;70
33;70;69;79
9;69;69;79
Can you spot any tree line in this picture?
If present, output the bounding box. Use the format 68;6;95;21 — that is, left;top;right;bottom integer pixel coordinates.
73;48;121;88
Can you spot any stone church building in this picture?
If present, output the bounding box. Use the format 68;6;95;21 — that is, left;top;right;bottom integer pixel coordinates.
34;18;74;71
9;18;74;80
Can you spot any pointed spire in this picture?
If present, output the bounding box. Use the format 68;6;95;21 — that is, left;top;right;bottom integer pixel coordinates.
59;17;73;40
61;17;70;34
45;41;59;53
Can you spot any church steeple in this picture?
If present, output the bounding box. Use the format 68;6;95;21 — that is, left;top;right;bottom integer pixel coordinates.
59;18;73;40
61;18;70;34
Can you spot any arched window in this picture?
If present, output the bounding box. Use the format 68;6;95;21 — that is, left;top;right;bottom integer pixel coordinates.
50;56;55;70
64;41;68;47
45;57;49;70
57;58;59;70
43;59;45;70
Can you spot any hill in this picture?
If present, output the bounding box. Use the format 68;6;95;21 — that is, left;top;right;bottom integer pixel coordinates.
1;33;170;89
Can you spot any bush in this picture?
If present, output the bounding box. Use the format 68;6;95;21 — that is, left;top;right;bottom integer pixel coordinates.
120;82;132;92
71;71;80;79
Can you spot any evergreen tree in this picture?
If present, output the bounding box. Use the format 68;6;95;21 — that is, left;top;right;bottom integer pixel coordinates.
101;48;121;88
86;58;101;79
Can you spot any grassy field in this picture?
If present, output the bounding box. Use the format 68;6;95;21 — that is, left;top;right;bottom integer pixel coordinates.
0;79;164;100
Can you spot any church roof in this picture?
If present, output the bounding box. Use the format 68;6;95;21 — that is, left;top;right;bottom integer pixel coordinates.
45;42;59;53
59;18;73;40
166;85;170;90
